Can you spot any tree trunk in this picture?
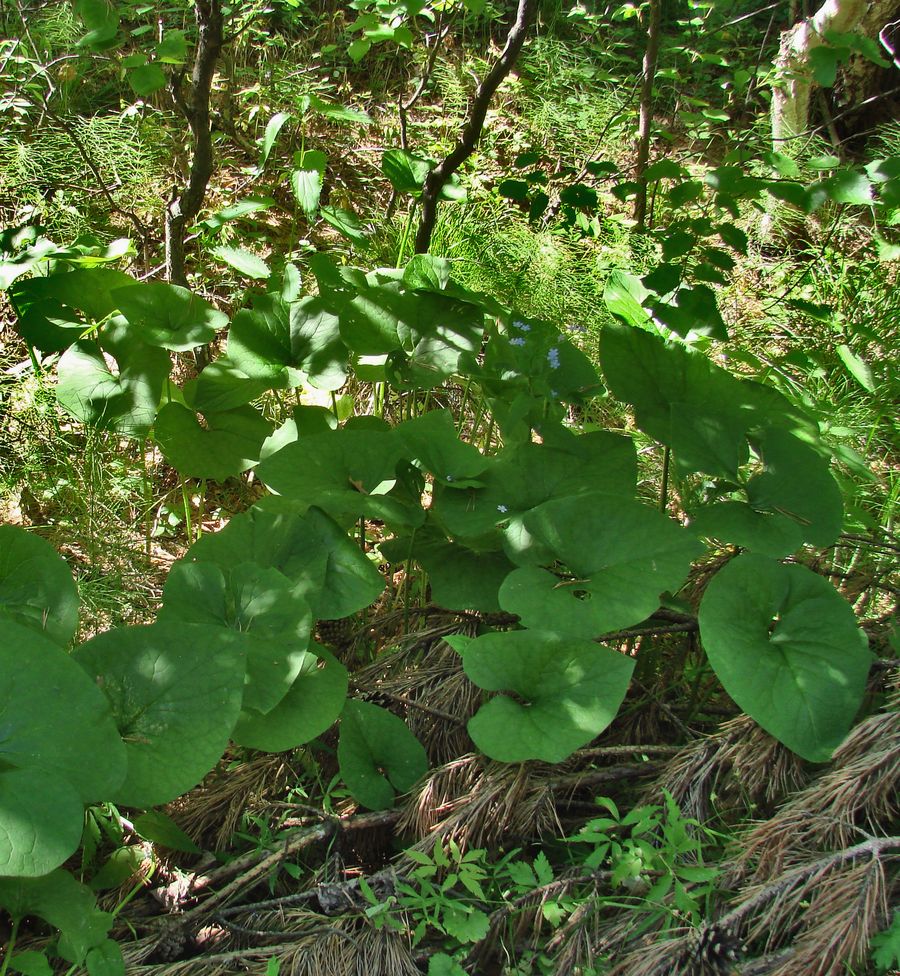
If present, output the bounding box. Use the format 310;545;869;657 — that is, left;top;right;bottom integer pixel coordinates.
633;0;662;231
165;0;224;287
771;0;868;145
413;0;539;254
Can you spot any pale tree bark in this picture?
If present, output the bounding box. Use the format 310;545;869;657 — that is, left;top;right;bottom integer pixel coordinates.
771;0;868;145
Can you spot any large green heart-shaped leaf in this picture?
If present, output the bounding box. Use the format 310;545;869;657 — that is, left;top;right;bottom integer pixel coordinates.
185;357;283;413
433;429;637;541
389;293;486;389
56;319;170;437
600;321;750;478
159;561;313;714
0;870;114;965
689;501;803;558
394;409;489;485
382;149;431;195
11;269;134;353
154;401;273;481
747;428;843;548
463;630;635;763
698;554;871;762
382;528;515;613
256;427;419;525
229;294;349;392
111;282;228;351
0;621;126;876
0;525;78;645
338;700;428;809
187;506;385;619
338;283;410;355
73;622;246;807
232;645;348;751
499;493;703;636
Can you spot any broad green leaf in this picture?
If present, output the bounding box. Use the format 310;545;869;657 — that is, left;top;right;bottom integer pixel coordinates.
604;271;655;330
56;323;170;438
187;505;385;619
746;428;842;548
154;401;273;481
132;811;201;854
211;246;270;279
232;645;349;751
320;205;370;247
73;622;246;807
112;281;228;351
0;621;126;875
85;939;125;976
433;429;637;542
159;561;312;714
185;357;283;413
822;170;874;205
307;93;372;124
809;45;842;86
156;29;187;63
689;501;802;558
256;426;419;525
291;149;327;216
464;630;635;763
651;284;728;341
836;343;875;391
382;530;514;613
402;254;451;291
394;409;488;483
195;196;276;233
338;700;428;809
259;112;290;170
0;870;113;964
10;268;134;353
229;294;349;391
74;0;119;47
382;149;432;195
0;525;78;645
499;493;702;636
600;321;750;478
127;63;167;96
699;554;871;761
7;950;54;976
390;293;486;389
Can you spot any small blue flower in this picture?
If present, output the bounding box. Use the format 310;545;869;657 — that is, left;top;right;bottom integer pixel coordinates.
512;319;531;332
547;346;560;368
497;504;508;513
446;474;454;482
550;389;559;398
509;337;526;347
